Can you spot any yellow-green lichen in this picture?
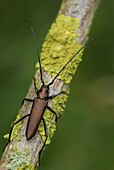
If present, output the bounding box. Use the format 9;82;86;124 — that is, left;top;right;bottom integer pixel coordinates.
35;15;82;145
10;114;22;141
38;109;56;144
40;14;82;84
5;149;34;170
52;87;70;117
4;114;22;141
37;85;68;145
4;133;9;140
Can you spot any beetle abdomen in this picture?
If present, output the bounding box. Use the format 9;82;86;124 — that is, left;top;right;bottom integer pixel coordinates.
26;98;47;140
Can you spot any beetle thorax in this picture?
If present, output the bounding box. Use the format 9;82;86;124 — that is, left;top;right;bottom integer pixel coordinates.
38;85;49;99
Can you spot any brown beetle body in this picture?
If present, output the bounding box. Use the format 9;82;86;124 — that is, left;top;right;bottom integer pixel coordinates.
26;86;48;140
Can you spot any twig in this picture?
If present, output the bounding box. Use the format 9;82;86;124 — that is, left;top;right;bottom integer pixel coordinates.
0;0;100;169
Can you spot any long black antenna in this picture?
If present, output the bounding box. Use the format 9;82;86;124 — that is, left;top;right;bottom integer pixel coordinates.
48;37;102;86
23;19;44;85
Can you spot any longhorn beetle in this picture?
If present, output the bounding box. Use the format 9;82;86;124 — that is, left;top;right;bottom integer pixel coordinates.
8;20;101;145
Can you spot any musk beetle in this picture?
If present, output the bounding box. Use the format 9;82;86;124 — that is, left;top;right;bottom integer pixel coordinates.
8;20;101;148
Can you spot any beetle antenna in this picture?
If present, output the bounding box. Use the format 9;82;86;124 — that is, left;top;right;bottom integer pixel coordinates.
48;37;103;86
23;19;44;85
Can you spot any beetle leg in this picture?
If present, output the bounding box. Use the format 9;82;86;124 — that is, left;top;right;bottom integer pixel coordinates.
38;117;48;165
9;113;30;142
42;118;48;140
47;105;57;122
47;91;66;99
21;98;34;105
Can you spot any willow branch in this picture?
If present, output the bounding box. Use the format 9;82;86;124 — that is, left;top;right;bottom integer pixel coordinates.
0;0;100;169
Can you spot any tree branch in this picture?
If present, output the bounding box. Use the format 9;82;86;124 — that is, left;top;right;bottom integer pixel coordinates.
0;0;100;169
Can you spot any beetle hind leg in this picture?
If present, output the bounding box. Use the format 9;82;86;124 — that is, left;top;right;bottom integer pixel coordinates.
47;105;58;122
38;117;48;165
8;113;30;142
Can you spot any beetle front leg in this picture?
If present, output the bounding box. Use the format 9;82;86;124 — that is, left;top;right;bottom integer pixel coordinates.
47;91;66;99
21;98;34;105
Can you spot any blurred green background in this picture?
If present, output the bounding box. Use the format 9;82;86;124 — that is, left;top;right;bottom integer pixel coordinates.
0;0;114;170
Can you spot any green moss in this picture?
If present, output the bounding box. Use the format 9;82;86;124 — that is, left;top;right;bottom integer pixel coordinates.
35;15;83;145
